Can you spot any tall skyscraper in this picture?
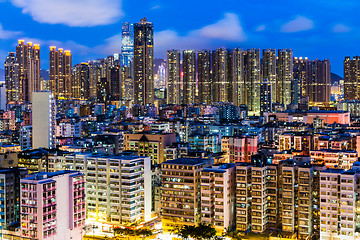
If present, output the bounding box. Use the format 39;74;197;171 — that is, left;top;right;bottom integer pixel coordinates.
166;50;181;104
5;52;19;103
182;50;197;104
32;91;56;149
108;65;121;101
260;78;272;115
121;22;134;67
72;63;90;99
305;60;331;103
133;18;154;105
244;49;261;115
231;48;245;106
293;57;308;96
262;49;276;103
197;50;212;104
88;61;103;99
49;47;72;99
16;40;41;102
344;56;360;100
212;48;231;103
277;49;293;105
120;66;134;101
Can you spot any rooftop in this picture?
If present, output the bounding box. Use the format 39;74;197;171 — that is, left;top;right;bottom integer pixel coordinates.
202;163;236;173
161;158;208;166
23;170;83;181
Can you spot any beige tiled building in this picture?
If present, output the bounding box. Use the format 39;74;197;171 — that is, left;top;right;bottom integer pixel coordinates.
160;158;209;233
201;163;236;233
125;132;176;164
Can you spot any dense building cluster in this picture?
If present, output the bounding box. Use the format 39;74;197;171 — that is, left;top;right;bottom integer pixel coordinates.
167;49;331;115
2;17;360;240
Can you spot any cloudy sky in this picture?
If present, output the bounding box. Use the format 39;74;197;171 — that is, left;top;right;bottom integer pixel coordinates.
0;0;359;75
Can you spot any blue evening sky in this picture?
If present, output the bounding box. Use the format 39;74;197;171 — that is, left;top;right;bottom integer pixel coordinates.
0;0;359;75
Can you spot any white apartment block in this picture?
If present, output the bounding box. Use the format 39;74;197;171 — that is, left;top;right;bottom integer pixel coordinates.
201;163;236;233
64;154;152;225
32;91;56;149
320;167;360;240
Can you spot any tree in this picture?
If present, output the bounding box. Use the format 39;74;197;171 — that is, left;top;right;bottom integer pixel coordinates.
224;228;243;240
113;227;153;240
176;224;216;240
113;227;134;240
136;228;153;240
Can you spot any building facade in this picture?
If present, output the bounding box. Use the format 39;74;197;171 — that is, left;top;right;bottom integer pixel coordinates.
20;170;85;239
133;18;154;105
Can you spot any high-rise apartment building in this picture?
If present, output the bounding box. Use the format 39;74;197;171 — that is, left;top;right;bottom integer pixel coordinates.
293;57;308;96
134;18;154;105
5;52;19;103
0;168;27;238
121;22;134;67
262;49;277;103
231;48;245;106
161;158;209;233
49;47;72;99
88;60;105;99
305;60;331;103
277;49;293;106
260;78;272;115
16;40;41;102
344;56;360;100
319;167;360;240
32;91;56;149
64;154;152;225
198;50;212;104
236;161;325;239
183;50;197;104
166;50;181;104
72;63;90;99
20;170;85;240
108;65;121;101
120;66;134;101
236;163;278;233
201;163;236;233
244;49;261;115
212;48;231;103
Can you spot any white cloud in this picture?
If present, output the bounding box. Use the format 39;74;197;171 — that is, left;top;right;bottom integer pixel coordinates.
47;40;90;55
93;13;248;59
281;16;314;33
150;5;161;10
194;13;247;41
95;33;122;55
153;13;247;57
333;23;351;33
9;0;122;27
0;24;22;39
255;24;266;32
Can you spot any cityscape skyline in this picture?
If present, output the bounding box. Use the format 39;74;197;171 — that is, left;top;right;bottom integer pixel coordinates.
2;2;360;239
0;0;359;75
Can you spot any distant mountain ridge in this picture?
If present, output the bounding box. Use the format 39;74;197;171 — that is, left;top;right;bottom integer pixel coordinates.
331;72;342;85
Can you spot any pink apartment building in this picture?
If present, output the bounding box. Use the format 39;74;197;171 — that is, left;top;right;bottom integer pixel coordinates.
20;170;85;239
